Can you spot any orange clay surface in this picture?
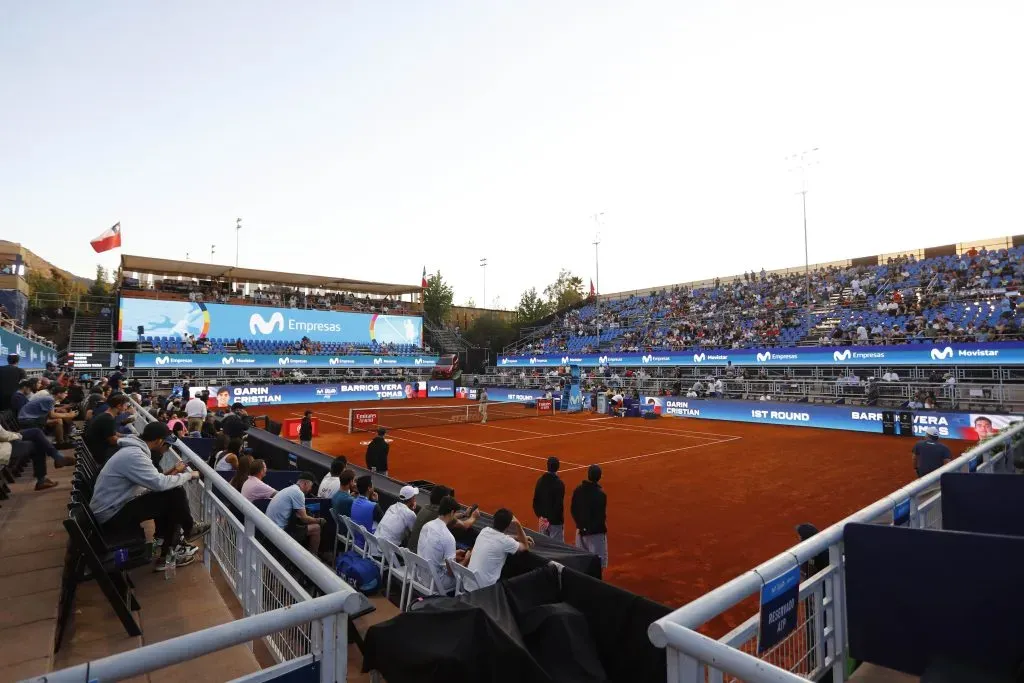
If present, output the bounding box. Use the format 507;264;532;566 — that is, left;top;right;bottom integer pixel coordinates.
259;398;969;632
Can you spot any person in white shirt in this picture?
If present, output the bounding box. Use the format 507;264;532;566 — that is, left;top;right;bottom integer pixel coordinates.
856;325;868;343
713;378;724;397
317;457;348;498
184;392;208;434
415;496;467;595
465;508;532;589
881;370;900;382
376;485;419;547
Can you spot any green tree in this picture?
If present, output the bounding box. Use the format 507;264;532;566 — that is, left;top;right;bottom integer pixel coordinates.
87;265;112;298
543;269;585;312
422;270;454;324
464;313;518;355
516;286;552;322
27;267;82;309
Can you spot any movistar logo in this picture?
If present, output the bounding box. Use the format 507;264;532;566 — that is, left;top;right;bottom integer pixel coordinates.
278;357;291;365
249;312;285;335
373;357;383;365
561;356;570;365
221;356;235;365
154;356;171;365
415;358;426;365
833;349;852;362
930;347;954;361
529;357;538;364
598;356;609;365
756;351;772;362
642;354;653;364
693;353;706;363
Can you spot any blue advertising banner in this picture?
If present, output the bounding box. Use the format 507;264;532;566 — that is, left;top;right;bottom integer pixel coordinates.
757;566;801;654
133;353;439;369
639;396;1023;441
497;341;1024;368
484;387;550;403
427;379;455;398
221;381;412;408
0;327;58;369
567;365;583;413
119;297;423;346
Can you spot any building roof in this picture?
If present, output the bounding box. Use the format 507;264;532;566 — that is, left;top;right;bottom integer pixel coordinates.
119;254;422;296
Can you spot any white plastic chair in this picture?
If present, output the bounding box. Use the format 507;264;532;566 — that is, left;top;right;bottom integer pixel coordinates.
377;537;410;602
447;558;481;595
340;515;365;557
399;548;444;611
329;509;352;557
354;522;385;574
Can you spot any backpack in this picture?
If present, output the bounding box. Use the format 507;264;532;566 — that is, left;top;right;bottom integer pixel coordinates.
335;551;381;594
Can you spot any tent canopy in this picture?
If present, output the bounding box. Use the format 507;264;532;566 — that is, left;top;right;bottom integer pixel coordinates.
119;254;422;296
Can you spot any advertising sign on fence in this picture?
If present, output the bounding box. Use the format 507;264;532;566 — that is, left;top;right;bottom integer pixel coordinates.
640;396;1023;441
218;382;410;407
427;379;455;398
757;565;801;654
497;341;1024;368
0;327;58;370
132;353;439;369
119;296;424;346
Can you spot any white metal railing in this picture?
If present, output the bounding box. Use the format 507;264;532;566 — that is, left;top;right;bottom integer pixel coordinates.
41;398;371;682
649;420;1024;683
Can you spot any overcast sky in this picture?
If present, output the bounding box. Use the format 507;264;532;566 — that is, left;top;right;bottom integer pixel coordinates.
3;1;1022;308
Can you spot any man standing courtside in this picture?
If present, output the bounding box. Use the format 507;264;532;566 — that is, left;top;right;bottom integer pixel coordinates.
912;426;952;478
478;387;488;424
365;427;389;476
571;464;608;568
532;456;565;543
0;354;25;412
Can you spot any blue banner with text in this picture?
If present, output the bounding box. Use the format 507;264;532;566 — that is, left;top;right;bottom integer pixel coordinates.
0;327;58;369
119;297;423;346
133;353;439;369
639;396;1023;441
498;342;1024;368
220;382;414;407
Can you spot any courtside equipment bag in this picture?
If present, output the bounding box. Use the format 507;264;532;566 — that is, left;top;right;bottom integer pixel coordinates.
336;551;381;594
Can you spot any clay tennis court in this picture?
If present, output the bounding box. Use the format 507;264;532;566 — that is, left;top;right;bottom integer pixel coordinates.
259;399;969;631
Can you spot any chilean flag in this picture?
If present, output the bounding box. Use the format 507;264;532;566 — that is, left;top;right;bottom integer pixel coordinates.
421;266;428;288
90;222;122;253
590;279;596;296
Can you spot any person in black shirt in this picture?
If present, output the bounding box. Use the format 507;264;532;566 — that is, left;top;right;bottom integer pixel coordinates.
200;413;218;438
532;456;566;543
299;410;314;447
571;464;608;568
10;378;37;416
220;403;249;439
84;394;129;464
107;367;124;393
0;354;25;412
365;428;390;476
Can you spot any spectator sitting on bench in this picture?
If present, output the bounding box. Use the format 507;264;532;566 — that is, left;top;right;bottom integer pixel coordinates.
19;385;76;448
0;423;57;490
214;437;243;472
266;471;324;554
408;484;480;552
317;456;348;498
241;458;277;502
466;507;533;588
90;422;210;570
83;394;130;465
10;378;37;416
329;469;357;518
375;484;419;547
229;455;254;491
417;495;470;595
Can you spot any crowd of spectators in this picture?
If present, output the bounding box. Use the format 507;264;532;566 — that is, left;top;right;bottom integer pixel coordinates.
517;246;1024;355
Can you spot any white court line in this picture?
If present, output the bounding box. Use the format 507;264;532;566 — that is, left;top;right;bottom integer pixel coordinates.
587;417;614;422
316;411;587;468
479;426;615;445
296;413;547;473
547;415;739;440
467;422;552;436
560;436;743;471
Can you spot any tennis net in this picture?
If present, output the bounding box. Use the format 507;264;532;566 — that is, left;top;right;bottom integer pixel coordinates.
347;400;550;433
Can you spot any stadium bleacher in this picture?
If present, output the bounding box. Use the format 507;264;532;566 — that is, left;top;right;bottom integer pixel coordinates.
139;335;422;355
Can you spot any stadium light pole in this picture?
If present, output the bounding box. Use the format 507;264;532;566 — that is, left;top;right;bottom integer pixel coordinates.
787;148;819;333
592;212;604;349
235;218;241;267
480;258;487;309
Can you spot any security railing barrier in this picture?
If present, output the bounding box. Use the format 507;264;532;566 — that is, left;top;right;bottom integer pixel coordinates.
36;398;370;682
647;420;1024;683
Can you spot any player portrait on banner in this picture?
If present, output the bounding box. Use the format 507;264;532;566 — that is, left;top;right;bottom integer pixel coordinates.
963;414;1023;440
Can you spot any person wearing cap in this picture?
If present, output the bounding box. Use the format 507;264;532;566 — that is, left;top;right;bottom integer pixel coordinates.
221;403;249;439
532;456;566;543
571;464;608;568
912;426;952;478
365;427;390;476
265;471;324;554
0;354;25;412
416;495;468;595
375;485;420;547
466;508;533;589
90;422;209;570
351;475;385;549
10;378;37;417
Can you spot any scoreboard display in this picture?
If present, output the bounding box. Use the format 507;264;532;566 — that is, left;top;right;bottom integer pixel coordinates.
67;352;123;369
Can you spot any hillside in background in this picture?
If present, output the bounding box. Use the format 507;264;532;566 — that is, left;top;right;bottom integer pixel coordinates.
0;240;92;287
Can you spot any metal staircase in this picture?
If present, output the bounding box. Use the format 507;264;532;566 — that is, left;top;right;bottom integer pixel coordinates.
68;313;114;354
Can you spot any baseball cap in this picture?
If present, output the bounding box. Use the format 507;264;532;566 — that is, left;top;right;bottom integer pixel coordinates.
141;422;173;443
925;427;939;437
399;485;419;501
